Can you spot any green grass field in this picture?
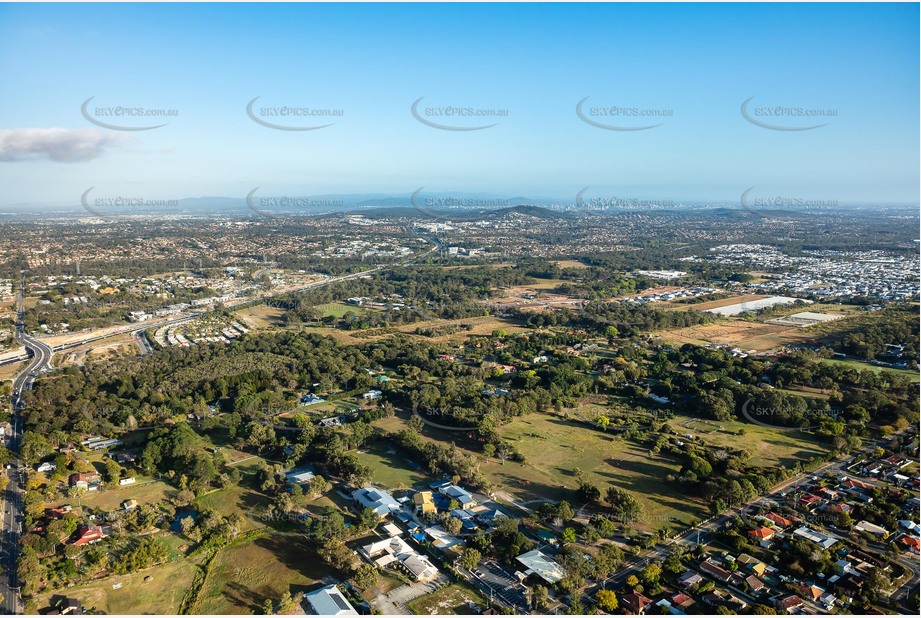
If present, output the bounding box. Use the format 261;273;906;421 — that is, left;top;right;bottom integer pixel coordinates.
316;302;368;318
353;443;429;489
193;534;328;614
669;412;828;468
407;583;488;615
487;414;709;532
823;357;919;382
194;458;272;530
51;479;175;512
34;554;201;615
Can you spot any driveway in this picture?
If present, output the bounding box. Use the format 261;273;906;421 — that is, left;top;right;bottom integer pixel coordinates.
372;574;449;615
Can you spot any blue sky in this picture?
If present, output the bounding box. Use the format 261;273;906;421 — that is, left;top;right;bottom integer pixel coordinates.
0;2;918;207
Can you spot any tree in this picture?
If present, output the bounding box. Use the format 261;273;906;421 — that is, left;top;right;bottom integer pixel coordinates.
530;584;548;610
356;507;380;533
460;548;482;571
349;420;374;448
353;563;380;589
562;527;577;544
640;562;662;586
180;515;196;537
556;500;574;522
567;593;584;615
443;516;463;535
663;552;684;574
625;574;639;589
596;589;618;612
307;475;331;498
277;592;297;614
606;488;643;523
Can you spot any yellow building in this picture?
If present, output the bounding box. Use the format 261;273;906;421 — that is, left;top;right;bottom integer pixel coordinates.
413;491;436;515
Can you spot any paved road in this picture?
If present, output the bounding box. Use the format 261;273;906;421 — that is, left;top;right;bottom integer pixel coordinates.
1;270;53;615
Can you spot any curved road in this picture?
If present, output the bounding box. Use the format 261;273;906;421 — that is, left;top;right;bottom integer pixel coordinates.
1;272;55;615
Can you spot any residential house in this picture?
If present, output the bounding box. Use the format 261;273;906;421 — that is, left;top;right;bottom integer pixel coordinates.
303;584;358;616
762;511;794;528
702;591;747;613
413;491;437;516
669;593;696;612
745;574;767;594
797;493;823;509
300;393;326;406
71;525;106;546
793;583;825;603
622;592;653;615
113;452;137;465
775;594;804;614
515;549;565;585
678;571;704;589
898;535;920;553
855;520;889;538
69;472;100;491
793;526;838;549
747;526;776;543
698;558;732;582
402;553;440;581
423;526;462;552
654;599;684;615
352;487;401;518
438;484;476;509
37;461;57;473
736;554;767;577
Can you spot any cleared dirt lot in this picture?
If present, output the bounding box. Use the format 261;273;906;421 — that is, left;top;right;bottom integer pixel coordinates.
658;319;812;352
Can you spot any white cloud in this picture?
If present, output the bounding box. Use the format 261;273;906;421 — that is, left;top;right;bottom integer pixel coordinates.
0;128;132;163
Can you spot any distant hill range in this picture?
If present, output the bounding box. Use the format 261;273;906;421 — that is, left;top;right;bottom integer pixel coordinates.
1;193;907;220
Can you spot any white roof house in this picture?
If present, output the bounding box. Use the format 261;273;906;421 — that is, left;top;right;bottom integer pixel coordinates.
424;526;462;551
304;584;358;616
362;535;413;560
793;526;839;549
855;520;889;537
516;549;566;584
402;553;439;581
352;487;401;517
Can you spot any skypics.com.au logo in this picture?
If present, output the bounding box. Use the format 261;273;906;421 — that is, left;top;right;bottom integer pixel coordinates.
576;97;672;131
411;97;508;131
81;187;178;217
740;97;837;131
81;97;178;131
245;187;345;218
411;188;511;219
575;187;675;211
740;397;841;431
740;187;838;218
246;97;343;131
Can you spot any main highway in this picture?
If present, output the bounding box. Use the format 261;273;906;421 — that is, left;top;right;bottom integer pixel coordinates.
1;271;53;615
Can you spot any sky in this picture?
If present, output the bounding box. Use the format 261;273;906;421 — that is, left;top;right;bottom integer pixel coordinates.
0;1;918;208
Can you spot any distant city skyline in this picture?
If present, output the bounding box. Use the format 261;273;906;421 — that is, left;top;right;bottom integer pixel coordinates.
0;2;918;208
